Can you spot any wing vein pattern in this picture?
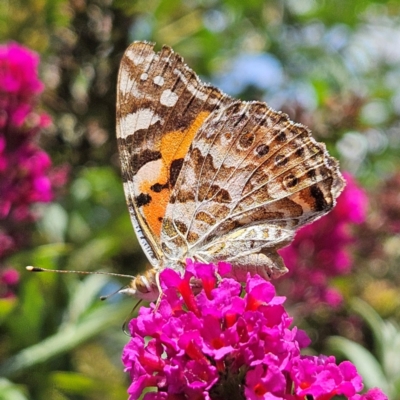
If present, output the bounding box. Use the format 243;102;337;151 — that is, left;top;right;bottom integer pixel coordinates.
116;41;345;282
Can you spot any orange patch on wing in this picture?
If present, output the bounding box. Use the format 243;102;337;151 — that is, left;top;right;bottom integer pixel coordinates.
160;111;210;165
140;111;211;238
139;161;170;239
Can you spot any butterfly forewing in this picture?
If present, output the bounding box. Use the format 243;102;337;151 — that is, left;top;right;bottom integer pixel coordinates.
116;41;234;268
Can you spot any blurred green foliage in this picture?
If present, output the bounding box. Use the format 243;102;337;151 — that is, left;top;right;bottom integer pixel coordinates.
0;0;71;52
1;0;400;398
327;299;400;399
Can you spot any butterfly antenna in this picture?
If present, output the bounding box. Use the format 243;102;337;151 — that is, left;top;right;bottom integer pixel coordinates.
26;266;136;280
122;300;143;336
100;286;126;301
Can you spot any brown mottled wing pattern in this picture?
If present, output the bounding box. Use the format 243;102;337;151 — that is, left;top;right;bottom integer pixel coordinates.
116;42;234;268
160;101;345;280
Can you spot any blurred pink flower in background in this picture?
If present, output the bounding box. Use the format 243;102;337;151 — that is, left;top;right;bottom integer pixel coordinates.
0;42;68;298
277;173;368;310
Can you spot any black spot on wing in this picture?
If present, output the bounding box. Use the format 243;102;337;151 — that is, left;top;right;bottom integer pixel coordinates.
256;144;269;156
277;132;286;142
150;182;168;193
296;147;305;157
170;158;184;187
135;193;152;207
310;185;329;211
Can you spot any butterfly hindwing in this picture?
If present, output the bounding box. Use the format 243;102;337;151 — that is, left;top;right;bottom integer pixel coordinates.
160;101;345;278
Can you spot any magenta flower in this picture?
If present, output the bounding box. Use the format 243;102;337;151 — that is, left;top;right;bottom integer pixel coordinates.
278;172;368;309
122;261;386;400
0;268;19;298
352;388;389;400
0;42;67;297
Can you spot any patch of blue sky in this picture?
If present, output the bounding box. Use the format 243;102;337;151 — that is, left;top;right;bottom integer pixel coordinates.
212;51;319;112
213;52;284;96
266;81;318;112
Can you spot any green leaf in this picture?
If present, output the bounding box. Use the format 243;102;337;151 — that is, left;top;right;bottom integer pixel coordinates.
50;371;127;398
37;203;69;243
0;298;17;324
62;274;111;324
8;243;71;271
0;278;133;378
350;298;386;359
0;378;28;400
66;237;119;271
351;298;400;383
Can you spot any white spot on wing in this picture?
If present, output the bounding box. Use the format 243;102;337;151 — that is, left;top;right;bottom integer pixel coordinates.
160;89;179;107
126;49;155;66
153;76;164;86
119;68;142;97
120;108;162;137
133;159;164;194
140;73;148;81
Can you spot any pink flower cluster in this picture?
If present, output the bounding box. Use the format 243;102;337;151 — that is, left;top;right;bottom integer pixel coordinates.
278;173;367;309
0;43;67;297
122;261;385;400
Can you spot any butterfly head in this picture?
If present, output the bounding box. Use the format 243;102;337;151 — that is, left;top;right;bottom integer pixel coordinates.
118;268;160;301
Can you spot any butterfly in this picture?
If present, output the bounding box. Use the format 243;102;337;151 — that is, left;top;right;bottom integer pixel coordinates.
116;41;345;300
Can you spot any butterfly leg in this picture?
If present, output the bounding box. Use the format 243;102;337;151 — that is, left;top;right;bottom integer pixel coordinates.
153;270;165;312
